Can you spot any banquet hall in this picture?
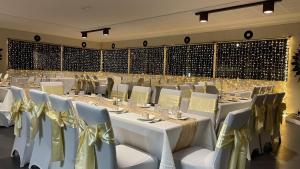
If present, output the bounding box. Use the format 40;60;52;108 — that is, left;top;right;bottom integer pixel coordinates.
0;0;300;169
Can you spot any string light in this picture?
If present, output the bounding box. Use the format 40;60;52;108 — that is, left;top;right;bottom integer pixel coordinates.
103;49;128;73
130;47;164;75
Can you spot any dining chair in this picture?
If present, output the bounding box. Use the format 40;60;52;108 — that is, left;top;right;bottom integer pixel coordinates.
266;86;274;93
179;85;193;112
260;93;277;150
260;86;268;94
187;92;218;127
0;88;13;127
249;94;266;154
111;84;129;101
251;86;261;98
75;102;158;169
10;86;34;167
158;88;182;109
48;94;78;169
112;76;122;86
174;108;251;169
40;82;64;95
130;86;151;105
194;83;206;93
206;85;219;95
93;75;101;94
29;89;52;169
106;77;114;98
273;92;285;143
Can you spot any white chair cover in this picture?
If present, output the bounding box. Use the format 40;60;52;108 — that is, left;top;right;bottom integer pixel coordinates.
194;84;206;93
0;88;13;127
112;76;122;86
130;86;151;105
48;95;78;169
188;92;218;127
40;82;64;95
158;88;182;109
75;102;158;169
10;86;34;167
111;84;129;101
29;89;52;169
174;108;251;169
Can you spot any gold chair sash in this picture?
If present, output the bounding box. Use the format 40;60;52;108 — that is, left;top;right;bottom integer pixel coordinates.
75;118;115;169
265;104;274;135
29;103;49;141
42;85;64;95
130;91;149;105
189;97;217;113
111;90;127;100
11;100;32;137
46;109;77;162
216;124;249;169
158;93;181;109
252;105;265;133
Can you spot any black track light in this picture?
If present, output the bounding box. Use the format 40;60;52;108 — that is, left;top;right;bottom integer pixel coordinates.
103;28;110;36
199;12;208;23
81;32;87;39
263;1;275;14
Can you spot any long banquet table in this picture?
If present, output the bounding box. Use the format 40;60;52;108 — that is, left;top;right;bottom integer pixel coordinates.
71;95;216;169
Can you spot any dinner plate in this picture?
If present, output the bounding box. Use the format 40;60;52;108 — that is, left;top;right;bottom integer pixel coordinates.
137;117;155;121
169;115;189;120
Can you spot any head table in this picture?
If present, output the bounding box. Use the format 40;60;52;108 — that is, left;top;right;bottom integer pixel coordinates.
71;95;216;169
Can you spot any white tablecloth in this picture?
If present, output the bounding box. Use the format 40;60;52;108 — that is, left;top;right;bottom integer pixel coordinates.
109;112;216;169
49;78;76;94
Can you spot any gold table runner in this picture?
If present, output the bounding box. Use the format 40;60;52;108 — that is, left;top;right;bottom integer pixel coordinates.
71;95;198;152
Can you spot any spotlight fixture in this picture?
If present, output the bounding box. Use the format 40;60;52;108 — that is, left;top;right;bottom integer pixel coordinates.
103;28;110;36
199;12;208;23
80;27;111;38
263;1;275;14
81;32;87;39
195;0;281;22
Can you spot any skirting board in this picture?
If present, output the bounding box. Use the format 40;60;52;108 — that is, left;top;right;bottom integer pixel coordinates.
285;114;300;126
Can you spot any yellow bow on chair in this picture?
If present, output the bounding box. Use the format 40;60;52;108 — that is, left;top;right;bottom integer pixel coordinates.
11;100;33;137
216;124;250;169
46;110;77;162
75;119;115;169
29;103;49;141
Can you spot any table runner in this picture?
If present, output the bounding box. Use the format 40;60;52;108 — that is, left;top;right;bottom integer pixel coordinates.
71;95;198;152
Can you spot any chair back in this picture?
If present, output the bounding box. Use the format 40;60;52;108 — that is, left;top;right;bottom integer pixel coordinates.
112;76;122;85
251;86;261;98
194;84;206;93
76;102;117;169
206;85;219;95
260;86;268;94
251;94;266;108
266;86;274;93
158;88;182;109
137;78;144;86
130;86;151;104
11;86;26;102
188;92;218;125
0;88;13;111
111;84;129;101
106;77;114;98
264;93;277;105
48;95;78;167
179;85;193;99
213;108;251;169
274;92;285;105
40;82;64;95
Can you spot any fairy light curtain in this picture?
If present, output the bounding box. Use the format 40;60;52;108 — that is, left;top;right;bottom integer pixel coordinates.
130;47;164;75
63;46;100;72
103;49;128;73
216;39;288;81
166;44;214;77
8;39;61;70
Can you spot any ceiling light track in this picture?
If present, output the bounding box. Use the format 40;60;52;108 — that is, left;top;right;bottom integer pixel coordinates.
195;0;282;22
81;27;111;39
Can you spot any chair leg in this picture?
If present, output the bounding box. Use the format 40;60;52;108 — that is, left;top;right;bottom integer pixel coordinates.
258;134;263;153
